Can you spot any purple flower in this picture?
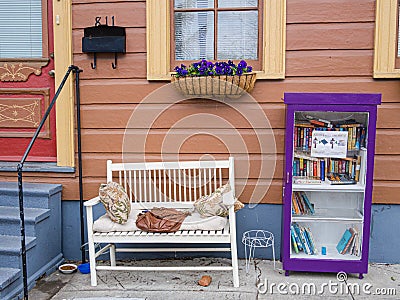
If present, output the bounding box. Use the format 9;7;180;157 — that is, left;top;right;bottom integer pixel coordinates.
173;59;252;77
238;60;247;69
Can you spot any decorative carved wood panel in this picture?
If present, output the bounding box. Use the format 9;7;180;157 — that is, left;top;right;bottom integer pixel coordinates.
0;89;50;138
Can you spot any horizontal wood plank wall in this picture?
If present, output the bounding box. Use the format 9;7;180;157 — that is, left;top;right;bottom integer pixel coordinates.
2;0;398;204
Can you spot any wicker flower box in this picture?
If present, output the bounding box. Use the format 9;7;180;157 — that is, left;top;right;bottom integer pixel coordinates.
171;60;256;99
171;73;256;98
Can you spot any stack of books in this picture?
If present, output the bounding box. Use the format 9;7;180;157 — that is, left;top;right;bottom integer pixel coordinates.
293;152;362;184
326;156;361;182
336;227;361;256
290;223;317;255
327;173;357;185
294;118;366;152
293;152;325;182
292;191;315;215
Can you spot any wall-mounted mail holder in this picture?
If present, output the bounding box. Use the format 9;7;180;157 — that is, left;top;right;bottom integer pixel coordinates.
82;25;126;69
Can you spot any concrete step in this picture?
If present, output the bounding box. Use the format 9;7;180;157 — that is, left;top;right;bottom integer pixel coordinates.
0;182;62;209
0;267;21;300
0;206;50;236
0;235;36;269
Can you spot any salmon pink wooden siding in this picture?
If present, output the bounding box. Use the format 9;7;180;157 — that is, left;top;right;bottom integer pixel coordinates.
8;0;398;204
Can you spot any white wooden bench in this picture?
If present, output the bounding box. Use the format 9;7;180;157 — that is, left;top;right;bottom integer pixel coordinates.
84;157;239;287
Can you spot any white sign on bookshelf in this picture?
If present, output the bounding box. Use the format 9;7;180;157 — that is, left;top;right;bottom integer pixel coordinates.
311;131;348;158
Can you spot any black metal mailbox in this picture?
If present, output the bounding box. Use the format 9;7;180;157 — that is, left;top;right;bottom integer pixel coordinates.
82;25;126;69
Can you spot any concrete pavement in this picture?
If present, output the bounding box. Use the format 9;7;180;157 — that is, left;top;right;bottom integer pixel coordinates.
29;258;400;299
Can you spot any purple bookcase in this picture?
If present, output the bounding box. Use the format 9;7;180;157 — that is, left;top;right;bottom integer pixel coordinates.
282;93;381;278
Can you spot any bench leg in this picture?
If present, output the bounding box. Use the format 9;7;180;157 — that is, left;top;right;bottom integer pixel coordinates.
231;240;239;287
110;243;116;266
88;237;97;286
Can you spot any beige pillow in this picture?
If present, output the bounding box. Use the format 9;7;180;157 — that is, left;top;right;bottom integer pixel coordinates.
99;182;131;224
234;199;244;212
194;183;233;217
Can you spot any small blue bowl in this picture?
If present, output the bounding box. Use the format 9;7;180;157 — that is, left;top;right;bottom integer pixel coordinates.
78;262;90;274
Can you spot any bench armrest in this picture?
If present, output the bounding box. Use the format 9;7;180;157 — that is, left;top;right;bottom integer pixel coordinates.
84;196;101;207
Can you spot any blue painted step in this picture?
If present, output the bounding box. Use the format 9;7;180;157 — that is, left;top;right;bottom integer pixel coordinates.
0;206;50;236
0;268;21;300
0;181;63;299
0;182;62;209
0;235;36;269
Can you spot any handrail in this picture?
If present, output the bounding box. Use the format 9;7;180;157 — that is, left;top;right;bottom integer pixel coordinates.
17;65;82;300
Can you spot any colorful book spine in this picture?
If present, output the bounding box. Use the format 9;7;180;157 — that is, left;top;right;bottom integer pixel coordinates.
290;228;299;253
305;227;317;254
336;229;352;254
320;160;325;181
300;192;315;214
293;223;306;253
291;224;303;251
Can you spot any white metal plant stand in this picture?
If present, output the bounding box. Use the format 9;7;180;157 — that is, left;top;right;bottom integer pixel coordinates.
242;230;276;273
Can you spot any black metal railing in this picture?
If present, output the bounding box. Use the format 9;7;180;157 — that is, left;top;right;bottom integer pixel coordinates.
17;65;83;300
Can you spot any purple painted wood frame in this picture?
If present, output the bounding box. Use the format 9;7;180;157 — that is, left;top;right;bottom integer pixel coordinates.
282;93;381;277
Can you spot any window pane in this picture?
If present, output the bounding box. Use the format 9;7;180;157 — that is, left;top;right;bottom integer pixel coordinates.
217;11;258;60
218;0;258;8
174;0;214;9
175;11;214;60
0;0;42;58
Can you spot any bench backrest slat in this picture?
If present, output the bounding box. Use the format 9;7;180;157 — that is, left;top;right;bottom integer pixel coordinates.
106;158;234;204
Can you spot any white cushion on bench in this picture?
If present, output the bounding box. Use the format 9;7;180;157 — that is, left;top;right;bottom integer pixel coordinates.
93;209;228;233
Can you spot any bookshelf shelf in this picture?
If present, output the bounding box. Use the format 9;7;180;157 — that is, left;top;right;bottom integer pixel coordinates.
292;182;365;192
282;93;381;278
291;244;362;261
292;208;363;222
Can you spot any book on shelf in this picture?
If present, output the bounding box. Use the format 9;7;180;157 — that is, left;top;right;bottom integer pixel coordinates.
290;224;303;251
305;227;318;254
294;118;366;151
341;230;355;254
336;229;352;254
293;152;326;181
293;176;322;184
299;227;311;254
292;191;314;215
300;192;315;214
327;173;357;185
291;223;317;255
350;226;361;257
305;116;332;127
290;229;299;253
292;223;307;253
336;227;361;256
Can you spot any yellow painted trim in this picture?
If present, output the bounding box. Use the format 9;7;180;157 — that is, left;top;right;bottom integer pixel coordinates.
374;0;399;78
146;0;171;80
147;0;286;80
53;0;74;167
258;0;286;79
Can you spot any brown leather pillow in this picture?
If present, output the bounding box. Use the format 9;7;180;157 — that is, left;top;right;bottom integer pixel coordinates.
136;207;189;233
